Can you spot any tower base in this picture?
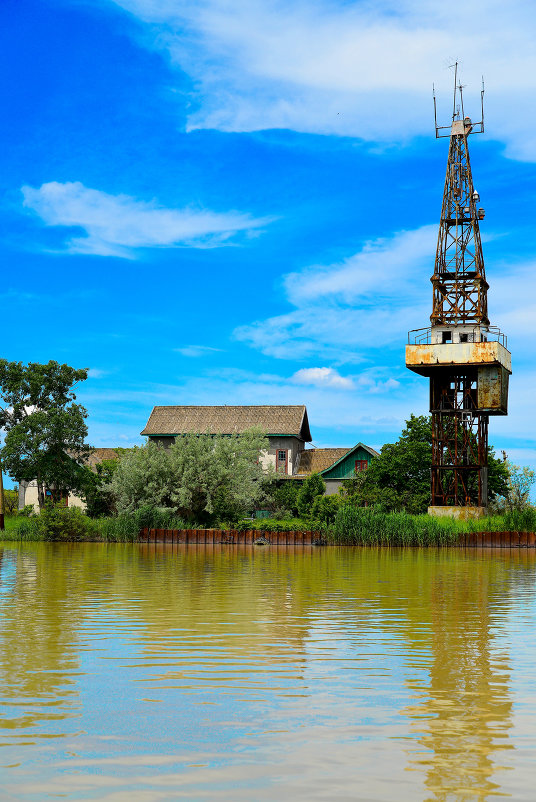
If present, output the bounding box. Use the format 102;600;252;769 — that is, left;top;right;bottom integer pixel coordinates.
428;506;488;521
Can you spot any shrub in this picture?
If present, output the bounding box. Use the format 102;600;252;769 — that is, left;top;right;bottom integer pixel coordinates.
108;429;269;525
265;480;300;517
311;494;341;525
13;503;96;541
297;473;325;518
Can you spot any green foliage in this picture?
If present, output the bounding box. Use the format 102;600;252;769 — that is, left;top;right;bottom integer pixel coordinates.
0;360;90;507
2;488;18;516
235;517;312;532
311;494;342;525
14;503;96;541
108;428;269;525
342;414;510;514
501;461;535;511
264;479;300;518
84;458;121;518
328;505;460;546
98;506;190;541
297;473;325;518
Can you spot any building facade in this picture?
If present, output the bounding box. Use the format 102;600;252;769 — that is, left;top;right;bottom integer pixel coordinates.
141;405;312;476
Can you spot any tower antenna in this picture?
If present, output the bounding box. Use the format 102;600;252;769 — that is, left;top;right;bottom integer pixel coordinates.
434;65;485;138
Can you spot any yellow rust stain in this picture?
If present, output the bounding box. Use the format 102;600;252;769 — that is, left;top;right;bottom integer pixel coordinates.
406;342;510;370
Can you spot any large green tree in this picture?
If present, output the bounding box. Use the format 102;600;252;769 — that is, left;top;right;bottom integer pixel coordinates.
109;428;270;524
0;360;90;509
342;414;509;515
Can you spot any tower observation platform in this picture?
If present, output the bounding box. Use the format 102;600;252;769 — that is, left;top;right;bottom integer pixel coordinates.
406;67;511;518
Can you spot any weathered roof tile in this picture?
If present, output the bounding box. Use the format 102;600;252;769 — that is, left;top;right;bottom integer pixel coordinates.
141;405;312;441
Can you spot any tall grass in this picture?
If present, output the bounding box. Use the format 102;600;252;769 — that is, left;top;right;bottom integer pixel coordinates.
96;507;190;541
326;505;461;546
466;507;536;533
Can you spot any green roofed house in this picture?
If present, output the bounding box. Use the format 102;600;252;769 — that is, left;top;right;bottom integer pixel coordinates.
294;443;379;495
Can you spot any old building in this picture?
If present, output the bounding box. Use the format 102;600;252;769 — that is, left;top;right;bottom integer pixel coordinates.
141;405;378;489
141;405;312;475
18;448;119;512
294;443;379;495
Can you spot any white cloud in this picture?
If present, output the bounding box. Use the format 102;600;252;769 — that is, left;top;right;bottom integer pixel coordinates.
291;367;354;389
235;225;434;361
22;181;271;257
108;0;536;159
87;368;107;378
174;344;223;357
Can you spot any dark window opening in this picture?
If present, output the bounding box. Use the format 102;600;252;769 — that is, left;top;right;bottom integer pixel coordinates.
442;331;452;343
459;333;469;343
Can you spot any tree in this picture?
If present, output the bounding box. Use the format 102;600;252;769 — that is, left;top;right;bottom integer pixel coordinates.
501;461;535;511
264;479;300;518
297;473;326;518
2;488;18;516
342;414;509;515
109;428;270;524
0;360;90;509
83;458;121;518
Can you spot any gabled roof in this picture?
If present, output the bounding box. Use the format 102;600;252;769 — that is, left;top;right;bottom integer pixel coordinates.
85;448;120;471
141;405;312;441
295;442;379;477
295;448;351;476
320;442;379;476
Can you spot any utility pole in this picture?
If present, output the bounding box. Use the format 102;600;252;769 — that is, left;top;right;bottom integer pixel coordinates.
406;66;511;518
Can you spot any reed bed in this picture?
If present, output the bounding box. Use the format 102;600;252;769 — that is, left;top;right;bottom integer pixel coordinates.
326;506;461;546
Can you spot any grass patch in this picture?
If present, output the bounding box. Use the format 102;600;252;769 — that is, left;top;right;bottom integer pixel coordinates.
326;506;463;546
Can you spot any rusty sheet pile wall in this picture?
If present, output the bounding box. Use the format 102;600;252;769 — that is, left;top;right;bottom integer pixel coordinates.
139;528;319;545
139;528;536;548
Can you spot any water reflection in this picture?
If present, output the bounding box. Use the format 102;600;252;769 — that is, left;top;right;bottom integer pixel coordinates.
0;543;534;800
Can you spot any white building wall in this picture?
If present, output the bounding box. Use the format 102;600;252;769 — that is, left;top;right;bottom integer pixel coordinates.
19;480;86;513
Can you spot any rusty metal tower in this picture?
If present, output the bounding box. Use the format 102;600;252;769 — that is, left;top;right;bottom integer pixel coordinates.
406;66;511;518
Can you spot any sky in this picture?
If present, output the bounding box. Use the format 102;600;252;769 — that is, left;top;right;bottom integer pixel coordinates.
2;0;536;487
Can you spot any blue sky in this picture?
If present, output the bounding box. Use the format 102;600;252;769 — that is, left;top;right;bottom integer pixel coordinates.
2;0;536;487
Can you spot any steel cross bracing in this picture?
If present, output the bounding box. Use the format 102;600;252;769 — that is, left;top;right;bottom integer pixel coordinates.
430;73;490;508
430;370;488;506
431;129;489;326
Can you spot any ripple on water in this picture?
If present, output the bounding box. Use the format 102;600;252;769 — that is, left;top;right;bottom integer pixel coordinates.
0;542;535;800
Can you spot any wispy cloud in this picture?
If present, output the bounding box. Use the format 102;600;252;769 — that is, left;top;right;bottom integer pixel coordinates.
174;344;223;357
291;367;353;389
235;225;435;362
22;181;272;257
108;0;536;159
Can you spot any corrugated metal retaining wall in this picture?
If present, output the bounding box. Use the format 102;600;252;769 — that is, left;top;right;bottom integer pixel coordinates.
139;528;536;547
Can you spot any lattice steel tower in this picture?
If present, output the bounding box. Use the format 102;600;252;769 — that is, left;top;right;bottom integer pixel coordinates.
406;67;511;517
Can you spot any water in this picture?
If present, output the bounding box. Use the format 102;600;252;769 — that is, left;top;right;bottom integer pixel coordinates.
0;543;535;801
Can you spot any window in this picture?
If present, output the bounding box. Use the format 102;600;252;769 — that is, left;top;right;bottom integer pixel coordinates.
276;450;288;474
442;331;452;344
45;488;68;506
355;460;368;472
459;333;468;343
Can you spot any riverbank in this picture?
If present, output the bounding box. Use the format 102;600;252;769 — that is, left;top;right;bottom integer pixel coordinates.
138;527;536;548
2;505;536;546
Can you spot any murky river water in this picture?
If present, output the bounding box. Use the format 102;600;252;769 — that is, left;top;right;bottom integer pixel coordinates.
0;543;535;801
